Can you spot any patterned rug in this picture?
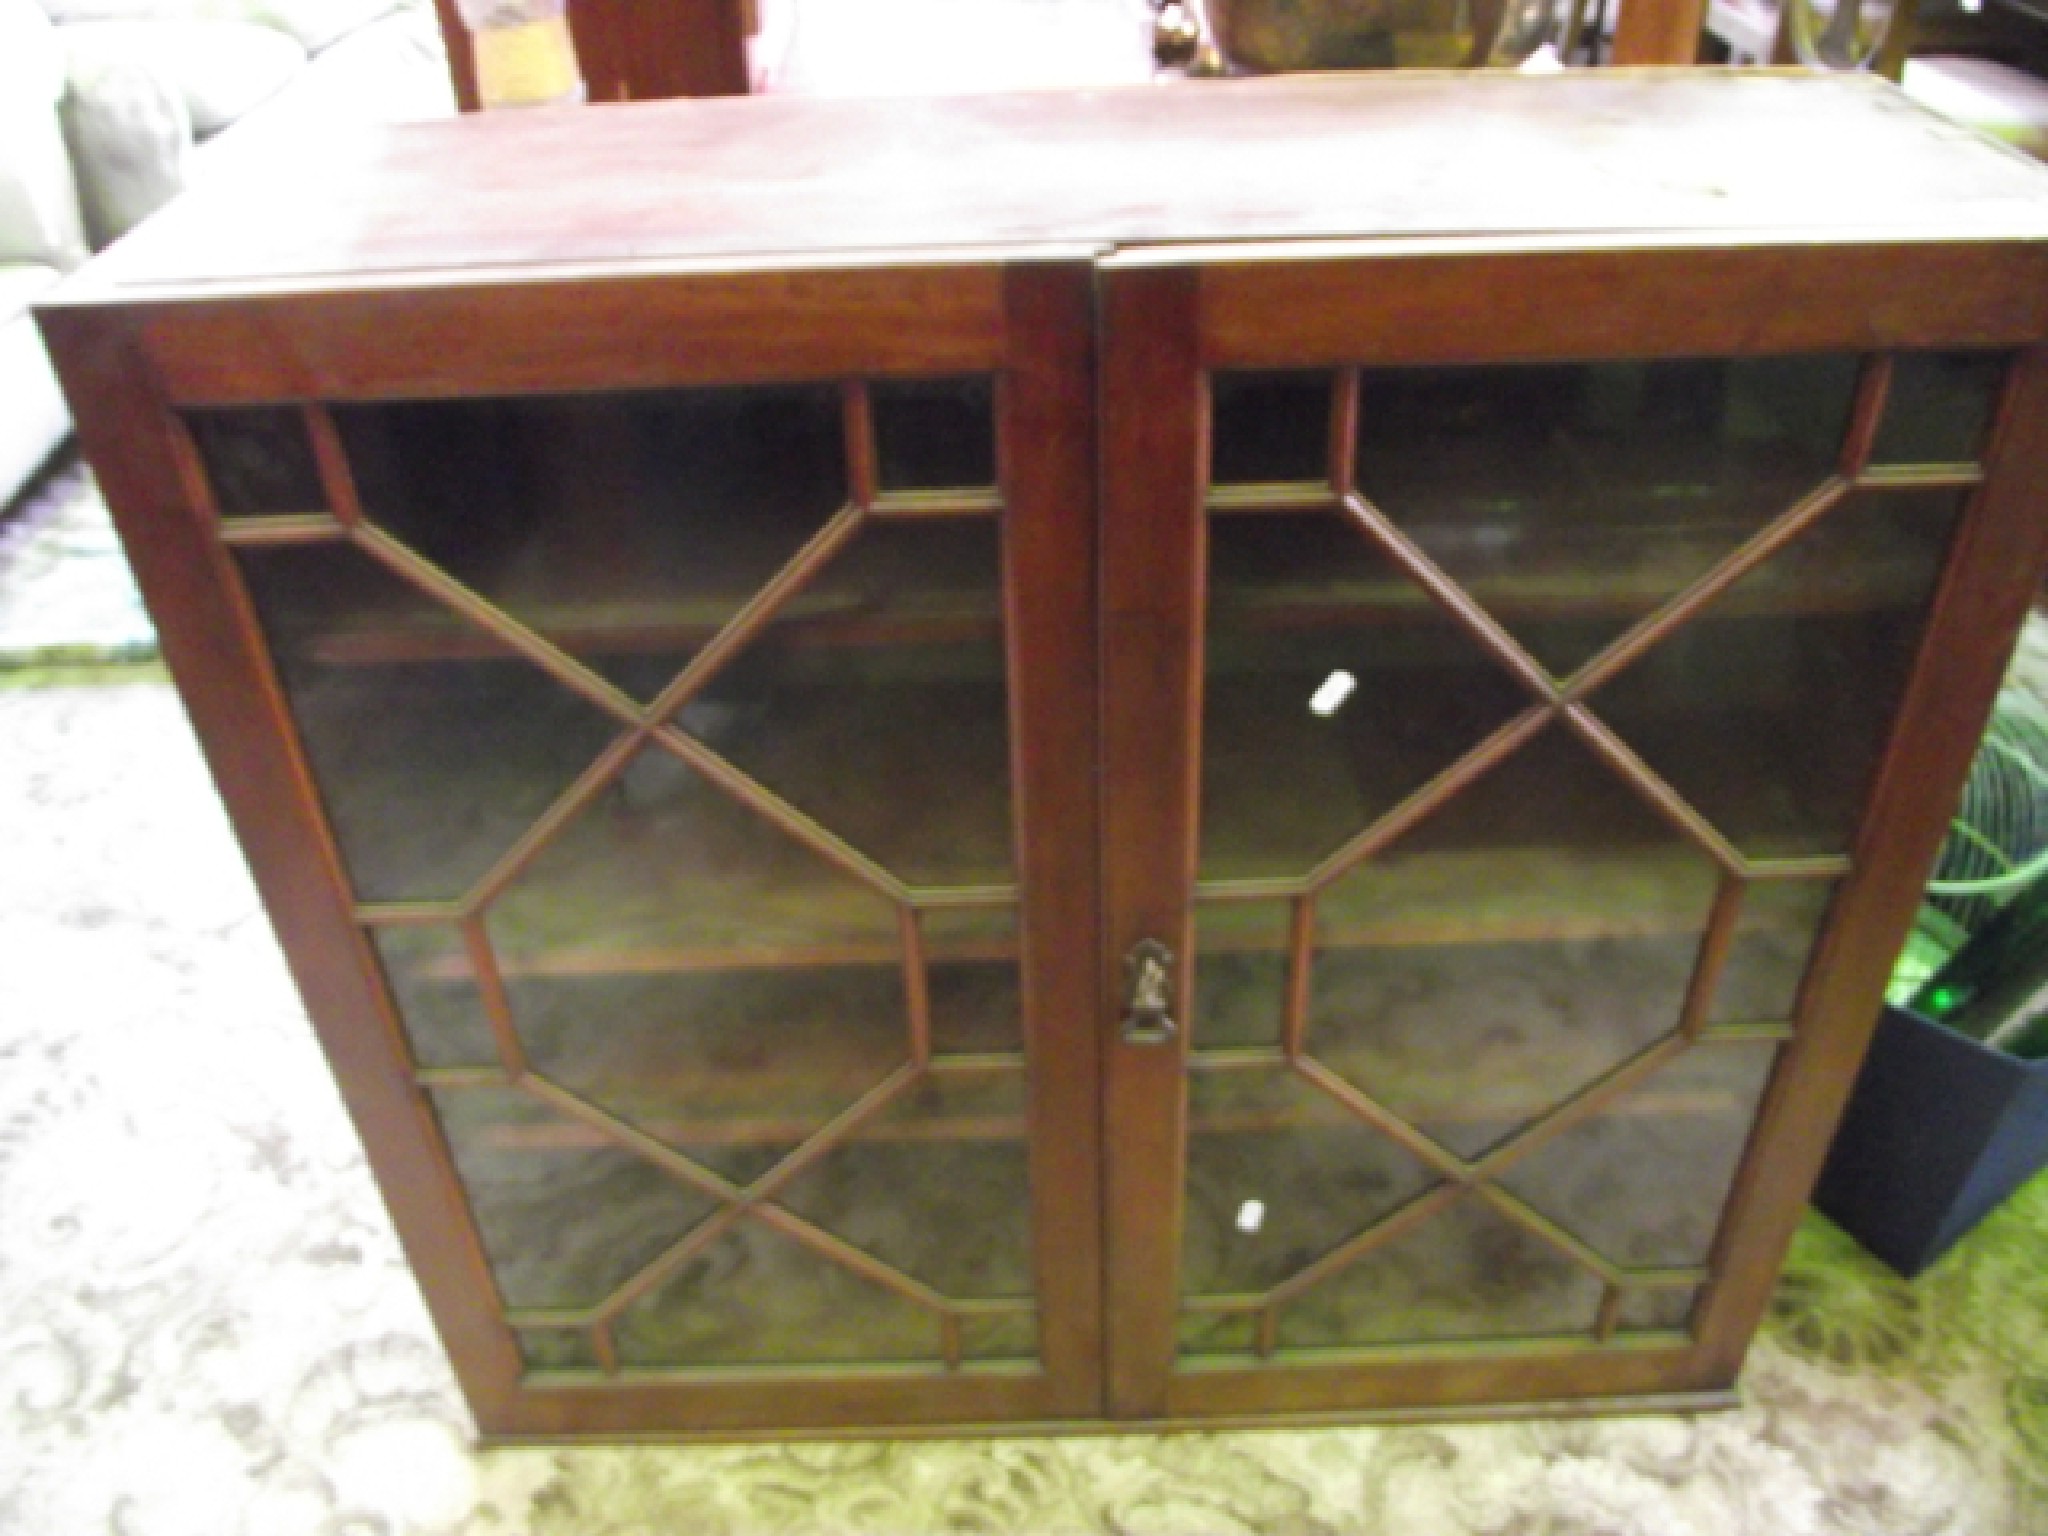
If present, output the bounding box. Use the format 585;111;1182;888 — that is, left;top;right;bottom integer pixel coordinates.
2;673;2045;1535
0;456;156;672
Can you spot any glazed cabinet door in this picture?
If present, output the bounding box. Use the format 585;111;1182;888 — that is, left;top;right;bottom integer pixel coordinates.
1097;255;2048;1421
50;264;1103;1438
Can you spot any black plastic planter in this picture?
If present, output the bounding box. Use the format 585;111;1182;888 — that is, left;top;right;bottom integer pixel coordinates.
1814;1004;2048;1278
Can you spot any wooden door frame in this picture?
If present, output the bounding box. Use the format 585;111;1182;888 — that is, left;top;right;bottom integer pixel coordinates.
39;258;1106;1440
1094;239;2048;1422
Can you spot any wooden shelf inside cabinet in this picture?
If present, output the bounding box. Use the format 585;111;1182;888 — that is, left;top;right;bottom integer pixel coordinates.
1210;492;1962;629
247;511;1002;669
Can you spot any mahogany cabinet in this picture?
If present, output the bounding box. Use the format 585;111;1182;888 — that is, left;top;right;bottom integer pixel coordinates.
37;72;2048;1440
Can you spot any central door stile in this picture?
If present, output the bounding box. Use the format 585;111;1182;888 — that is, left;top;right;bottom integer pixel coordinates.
1098;264;1207;1419
999;262;1110;1417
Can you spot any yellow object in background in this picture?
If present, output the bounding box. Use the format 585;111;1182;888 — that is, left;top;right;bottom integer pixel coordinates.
473;14;585;107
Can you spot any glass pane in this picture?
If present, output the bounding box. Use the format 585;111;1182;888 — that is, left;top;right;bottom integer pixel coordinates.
926;906;1020;1055
680;519;1014;887
432;1087;718;1311
1618;1288;1696;1333
1276;1196;1603;1348
872;377;996;491
1211;371;1333;484
237;542;623;904
960;1311;1038;1362
776;1067;1031;1299
334;386;847;703
1496;1040;1778;1269
484;742;907;1186
187;407;325;518
1201;510;1530;880
613;1220;939;1368
1714;880;1836;1025
1587;488;1965;859
1192;901;1290;1049
1872;352;2004;465
1181;1064;1436;1297
1178;1311;1257;1357
519;1328;599;1372
1354;356;1857;677
372;924;497;1069
1308;725;1721;1159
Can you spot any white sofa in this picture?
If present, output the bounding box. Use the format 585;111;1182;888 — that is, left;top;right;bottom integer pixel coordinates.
0;0;87;508
0;0;454;509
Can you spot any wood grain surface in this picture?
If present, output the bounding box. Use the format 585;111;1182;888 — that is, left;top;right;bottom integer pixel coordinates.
51;72;2048;297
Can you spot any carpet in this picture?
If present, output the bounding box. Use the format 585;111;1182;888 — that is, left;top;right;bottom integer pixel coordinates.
0;456;155;672
2;674;2046;1534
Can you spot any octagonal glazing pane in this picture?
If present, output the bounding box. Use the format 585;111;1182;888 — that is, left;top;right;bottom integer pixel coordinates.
1307;723;1721;1159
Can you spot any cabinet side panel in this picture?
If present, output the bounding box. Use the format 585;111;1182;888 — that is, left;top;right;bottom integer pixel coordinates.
36;307;527;1429
1695;345;2048;1377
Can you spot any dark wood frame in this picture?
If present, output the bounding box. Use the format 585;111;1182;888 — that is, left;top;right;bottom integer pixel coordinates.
1095;244;2048;1421
40;260;1105;1439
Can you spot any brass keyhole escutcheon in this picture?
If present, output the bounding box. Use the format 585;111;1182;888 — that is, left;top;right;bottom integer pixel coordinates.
1121;938;1178;1045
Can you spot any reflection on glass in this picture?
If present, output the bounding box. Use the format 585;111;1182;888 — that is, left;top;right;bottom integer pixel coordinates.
1715;881;1835;1024
613;1221;938;1368
1497;1040;1777;1269
776;1067;1032;1298
1308;726;1720;1158
1202;511;1529;880
1872;352;2005;465
1182;1065;1435;1296
335;386;847;702
682;520;1015;887
433;1088;717;1311
872;377;997;491
372;924;497;1069
1589;489;1965;859
1277;1196;1603;1348
237;542;623;904
1352;356;1858;677
187;407;325;518
485;742;907;1185
926;906;1021;1055
1192;902;1290;1049
1211;372;1334;484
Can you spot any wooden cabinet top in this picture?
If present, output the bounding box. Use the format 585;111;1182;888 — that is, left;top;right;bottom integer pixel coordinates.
67;71;2048;297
